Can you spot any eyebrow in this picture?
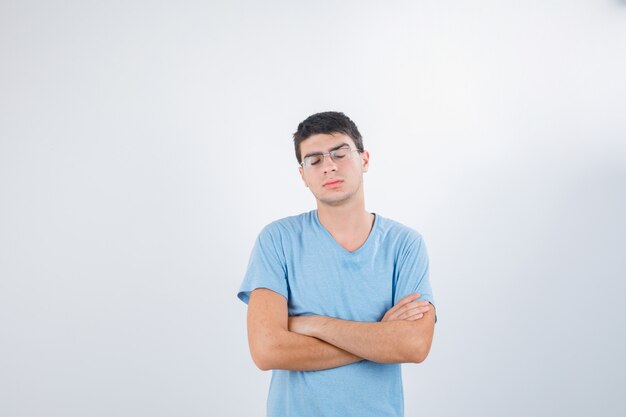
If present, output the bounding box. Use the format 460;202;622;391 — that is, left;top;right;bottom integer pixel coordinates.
303;142;350;159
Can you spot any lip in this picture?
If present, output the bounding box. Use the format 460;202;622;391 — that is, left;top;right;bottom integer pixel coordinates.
323;179;343;187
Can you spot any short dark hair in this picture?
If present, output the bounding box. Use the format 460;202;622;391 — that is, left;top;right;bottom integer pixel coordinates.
293;111;364;164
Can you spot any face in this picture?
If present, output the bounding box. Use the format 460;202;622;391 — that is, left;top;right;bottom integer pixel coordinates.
298;133;370;207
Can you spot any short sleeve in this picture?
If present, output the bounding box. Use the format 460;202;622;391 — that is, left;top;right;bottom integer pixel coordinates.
393;233;437;322
237;225;289;304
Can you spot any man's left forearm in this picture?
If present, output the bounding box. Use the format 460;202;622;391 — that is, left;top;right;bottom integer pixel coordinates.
288;310;435;364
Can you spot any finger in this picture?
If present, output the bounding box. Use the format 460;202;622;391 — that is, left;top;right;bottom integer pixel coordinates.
406;303;431;312
398;305;430;320
395;301;430;316
382;294;422;321
390;294;421;313
388;308;428;322
401;312;424;321
397;308;428;320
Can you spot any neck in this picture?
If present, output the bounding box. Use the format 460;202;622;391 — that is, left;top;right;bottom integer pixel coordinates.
316;194;372;236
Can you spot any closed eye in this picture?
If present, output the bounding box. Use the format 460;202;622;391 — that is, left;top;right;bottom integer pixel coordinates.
307;155;323;165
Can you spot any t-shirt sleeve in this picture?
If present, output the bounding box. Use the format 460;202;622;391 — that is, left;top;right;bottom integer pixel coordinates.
237;225;289;305
393;233;437;322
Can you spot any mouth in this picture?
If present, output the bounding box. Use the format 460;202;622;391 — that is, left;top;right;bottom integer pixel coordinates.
323;179;343;187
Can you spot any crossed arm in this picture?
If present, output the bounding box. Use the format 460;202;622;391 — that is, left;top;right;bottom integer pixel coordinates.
246;288;436;371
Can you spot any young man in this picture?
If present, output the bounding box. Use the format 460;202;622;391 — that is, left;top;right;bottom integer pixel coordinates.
237;111;436;417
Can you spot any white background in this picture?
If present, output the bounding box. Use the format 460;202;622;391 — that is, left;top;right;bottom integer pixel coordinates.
1;1;625;416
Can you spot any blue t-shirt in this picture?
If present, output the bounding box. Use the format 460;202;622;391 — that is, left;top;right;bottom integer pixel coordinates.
238;210;435;417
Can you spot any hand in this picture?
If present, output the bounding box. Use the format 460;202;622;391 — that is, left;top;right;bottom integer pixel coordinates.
381;293;431;322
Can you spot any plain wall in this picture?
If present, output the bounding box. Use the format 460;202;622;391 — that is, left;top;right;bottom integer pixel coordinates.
1;1;625;416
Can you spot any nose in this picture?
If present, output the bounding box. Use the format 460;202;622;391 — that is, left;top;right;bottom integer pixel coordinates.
322;155;338;173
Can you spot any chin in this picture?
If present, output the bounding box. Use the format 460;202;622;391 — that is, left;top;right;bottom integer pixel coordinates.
317;193;353;207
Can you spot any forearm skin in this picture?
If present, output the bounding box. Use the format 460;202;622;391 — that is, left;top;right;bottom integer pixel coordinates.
247;288;363;371
251;328;362;371
291;314;434;364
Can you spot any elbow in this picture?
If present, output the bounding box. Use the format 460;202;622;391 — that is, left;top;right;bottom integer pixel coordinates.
249;333;285;371
404;317;435;364
250;343;275;371
407;348;429;364
252;356;273;372
252;353;272;371
407;336;433;364
410;349;429;364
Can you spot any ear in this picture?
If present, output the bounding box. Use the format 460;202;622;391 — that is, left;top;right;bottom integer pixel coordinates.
360;150;370;173
298;166;309;187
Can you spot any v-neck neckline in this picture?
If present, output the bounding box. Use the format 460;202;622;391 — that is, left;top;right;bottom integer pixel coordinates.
313;210;378;256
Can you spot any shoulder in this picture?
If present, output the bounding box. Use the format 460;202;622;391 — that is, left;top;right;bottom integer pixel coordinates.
375;214;424;247
257;211;316;240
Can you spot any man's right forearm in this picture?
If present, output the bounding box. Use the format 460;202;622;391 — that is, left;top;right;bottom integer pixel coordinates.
251;327;362;371
248;288;362;371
